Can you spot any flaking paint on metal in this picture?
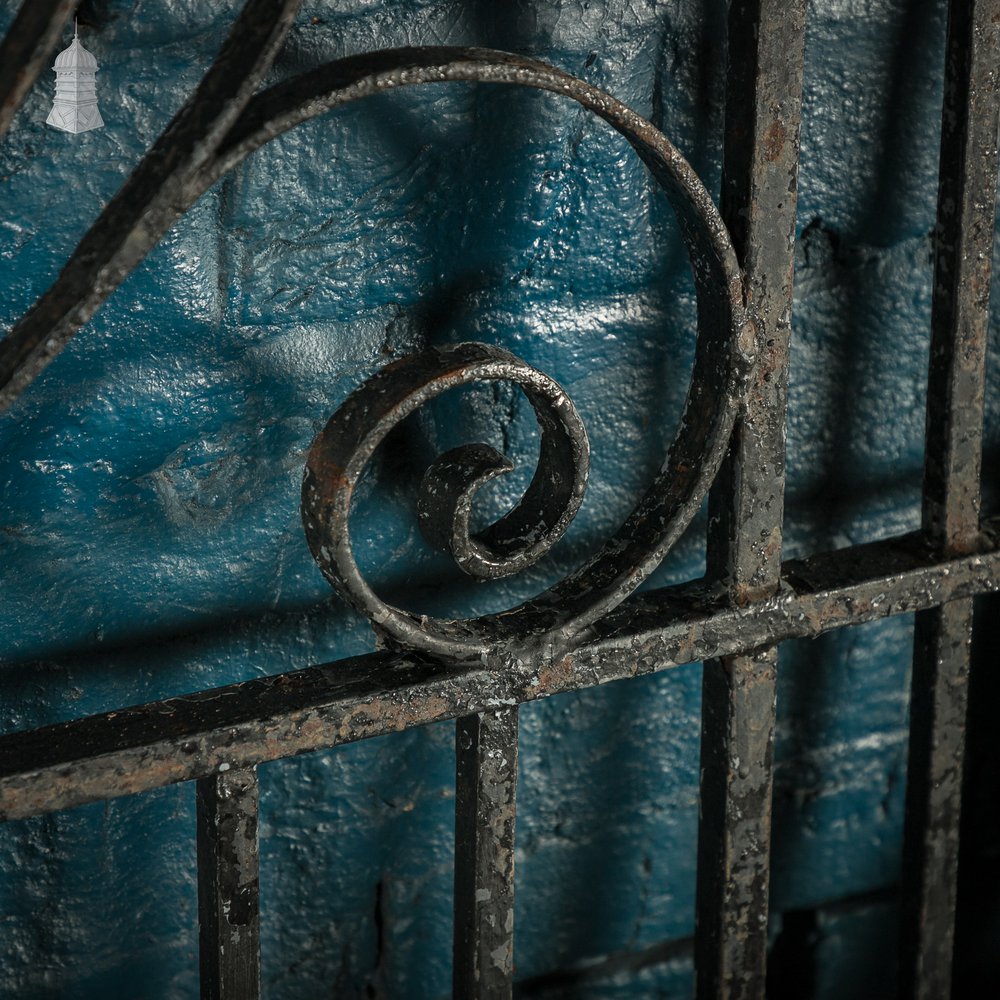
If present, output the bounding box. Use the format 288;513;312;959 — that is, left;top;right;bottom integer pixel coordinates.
0;1;998;997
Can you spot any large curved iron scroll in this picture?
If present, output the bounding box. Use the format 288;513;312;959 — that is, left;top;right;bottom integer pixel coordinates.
0;2;754;665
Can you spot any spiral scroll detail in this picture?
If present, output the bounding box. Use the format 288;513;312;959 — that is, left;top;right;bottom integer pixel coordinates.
284;49;754;662
302;343;592;658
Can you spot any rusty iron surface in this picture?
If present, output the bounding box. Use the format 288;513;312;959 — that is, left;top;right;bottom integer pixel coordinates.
300;312;752;664
900;1;1000;997
3;521;999;824
4;36;755;664
0;12;752;999
302;342;591;660
2;4;999;997
453;708;519;999
274;51;754;998
696;3;807;997
196;767;261;1000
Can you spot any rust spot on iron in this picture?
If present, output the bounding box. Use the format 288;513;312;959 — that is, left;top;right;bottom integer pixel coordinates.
306;446;351;496
536;654;574;692
762;120;787;163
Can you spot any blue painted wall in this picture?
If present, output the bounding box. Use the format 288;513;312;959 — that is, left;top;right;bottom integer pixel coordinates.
1;1;996;997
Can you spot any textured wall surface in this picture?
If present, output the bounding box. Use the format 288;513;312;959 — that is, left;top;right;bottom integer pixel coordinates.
1;1;998;997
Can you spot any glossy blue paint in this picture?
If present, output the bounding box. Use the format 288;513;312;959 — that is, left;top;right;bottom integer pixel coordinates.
1;2;996;997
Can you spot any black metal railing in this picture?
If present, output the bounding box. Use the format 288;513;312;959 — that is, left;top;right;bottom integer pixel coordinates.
1;2;997;998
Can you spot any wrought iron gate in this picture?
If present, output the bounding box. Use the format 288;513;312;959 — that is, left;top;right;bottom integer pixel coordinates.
1;1;998;997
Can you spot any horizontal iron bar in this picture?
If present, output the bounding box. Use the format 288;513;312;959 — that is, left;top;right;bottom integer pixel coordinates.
2;521;999;821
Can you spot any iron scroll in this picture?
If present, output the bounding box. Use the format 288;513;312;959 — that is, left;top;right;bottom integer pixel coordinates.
283;55;755;662
0;7;753;663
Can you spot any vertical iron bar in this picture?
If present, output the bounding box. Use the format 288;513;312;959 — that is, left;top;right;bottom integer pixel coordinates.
900;2;1000;996
197;766;261;1000
453;707;518;1000
695;2;807;998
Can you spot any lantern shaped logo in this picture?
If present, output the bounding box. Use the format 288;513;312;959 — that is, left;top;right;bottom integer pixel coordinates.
46;24;104;134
